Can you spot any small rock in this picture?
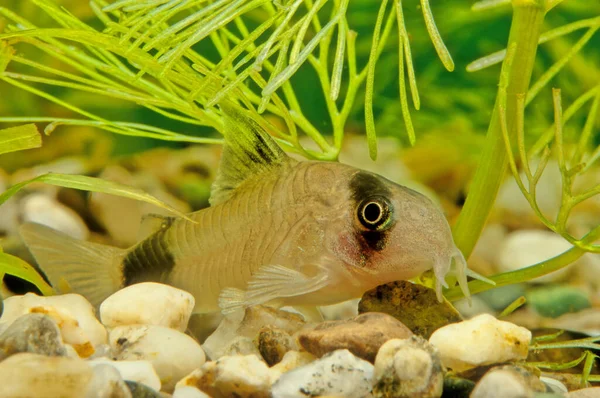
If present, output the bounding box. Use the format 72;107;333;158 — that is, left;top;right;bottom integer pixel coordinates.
100;282;195;332
22;193;89;240
202;305;305;360
297;312;413;363
257;325;296;366
497;230;576;283
0;293;107;357
270;350;317;383
0;353;93;398
87;364;132;398
470;366;545;398
110;325;205;392
428;314;531;372
0;313;66;359
527;285;591;318
176;355;273;398
358;281;462;339
372;336;443;398
125;380;164;398
568;387;600;397
271;349;374;398
90;357;161;391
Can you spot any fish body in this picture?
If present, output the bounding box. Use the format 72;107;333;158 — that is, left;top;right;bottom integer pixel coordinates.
21;103;473;314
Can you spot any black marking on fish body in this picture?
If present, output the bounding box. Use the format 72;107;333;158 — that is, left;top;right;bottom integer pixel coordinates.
360;230;389;252
349;171;392;202
122;221;175;286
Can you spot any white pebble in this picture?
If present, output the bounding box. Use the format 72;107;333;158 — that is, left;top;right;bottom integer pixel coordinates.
22;193;89;240
0;353;93;398
271;349;374;398
497;230;575;283
100;282;195;332
429;314;531;372
0;293;107;357
90;357;161;391
110;325;205;392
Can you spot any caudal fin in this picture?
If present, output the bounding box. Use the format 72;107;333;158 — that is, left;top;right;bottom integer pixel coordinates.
20;223;126;307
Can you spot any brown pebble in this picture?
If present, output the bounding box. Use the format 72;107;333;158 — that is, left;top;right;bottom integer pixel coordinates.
257;326;296;366
358;281;462;339
297;312;413;362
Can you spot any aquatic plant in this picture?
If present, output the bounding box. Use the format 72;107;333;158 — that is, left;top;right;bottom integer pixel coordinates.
0;0;599;304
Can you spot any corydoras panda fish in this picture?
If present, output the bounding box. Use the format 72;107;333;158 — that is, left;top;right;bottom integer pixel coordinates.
21;103;477;315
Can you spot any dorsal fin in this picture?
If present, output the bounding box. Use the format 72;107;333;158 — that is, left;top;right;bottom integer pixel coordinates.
210;102;292;205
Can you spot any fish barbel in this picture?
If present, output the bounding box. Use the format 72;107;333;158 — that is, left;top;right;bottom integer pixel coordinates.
21;103;483;314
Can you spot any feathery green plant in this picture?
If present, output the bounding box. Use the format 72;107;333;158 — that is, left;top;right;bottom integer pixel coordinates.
0;0;453;160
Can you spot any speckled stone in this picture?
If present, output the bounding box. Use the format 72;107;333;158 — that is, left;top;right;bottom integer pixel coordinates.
0;313;66;360
358;281;462;339
271;349;374;398
257;325;296;366
372;336;444;398
297;312;413;363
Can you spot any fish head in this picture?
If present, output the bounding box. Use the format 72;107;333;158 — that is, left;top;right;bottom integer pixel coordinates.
321;166;467;301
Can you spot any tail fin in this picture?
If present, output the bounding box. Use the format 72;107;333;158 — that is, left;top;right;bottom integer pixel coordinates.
20;223;126;307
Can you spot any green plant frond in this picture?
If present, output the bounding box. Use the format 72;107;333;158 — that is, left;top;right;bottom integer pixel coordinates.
0;124;41;155
467;16;600;73
0;172;195;222
0;252;55;296
1;0;457;159
498;295;527;318
531;335;600;352
527;351;588;371
419;0;454;72
472;0;511;11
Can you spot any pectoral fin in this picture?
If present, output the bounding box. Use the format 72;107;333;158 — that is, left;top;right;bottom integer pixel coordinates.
218;264;329;315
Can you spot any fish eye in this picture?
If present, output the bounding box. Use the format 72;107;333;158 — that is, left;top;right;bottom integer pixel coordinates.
357;197;392;230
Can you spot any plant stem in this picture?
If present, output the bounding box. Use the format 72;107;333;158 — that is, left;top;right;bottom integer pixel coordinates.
445;243;586;301
452;1;547;258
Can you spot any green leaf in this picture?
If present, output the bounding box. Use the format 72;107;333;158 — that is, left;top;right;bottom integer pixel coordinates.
0;252;54;296
0;124;42;155
0;173;195;222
